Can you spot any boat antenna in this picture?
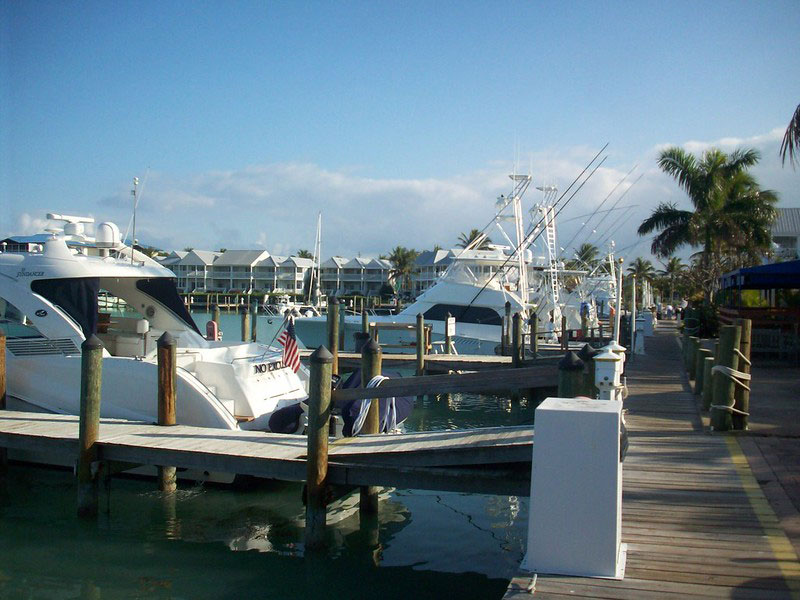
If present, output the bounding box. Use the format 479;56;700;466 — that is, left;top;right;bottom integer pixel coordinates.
584;172;644;246
560;164;637;257
454;144;609;320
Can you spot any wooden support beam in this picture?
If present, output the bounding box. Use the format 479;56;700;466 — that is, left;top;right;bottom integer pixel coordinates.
331;364;556;403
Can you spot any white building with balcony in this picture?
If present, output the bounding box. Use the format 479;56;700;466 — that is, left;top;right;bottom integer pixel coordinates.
773;207;800;260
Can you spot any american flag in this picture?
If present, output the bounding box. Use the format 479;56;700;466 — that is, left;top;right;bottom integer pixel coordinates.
277;316;300;372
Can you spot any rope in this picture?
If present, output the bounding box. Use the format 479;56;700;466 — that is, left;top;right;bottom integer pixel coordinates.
711;365;751;391
709;364;752;417
709;403;750;416
734;348;751;366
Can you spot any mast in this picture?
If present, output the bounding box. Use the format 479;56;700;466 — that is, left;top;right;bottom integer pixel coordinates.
130;176;139;265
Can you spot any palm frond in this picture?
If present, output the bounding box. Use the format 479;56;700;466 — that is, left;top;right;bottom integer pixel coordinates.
780;103;800;168
637;203;692;235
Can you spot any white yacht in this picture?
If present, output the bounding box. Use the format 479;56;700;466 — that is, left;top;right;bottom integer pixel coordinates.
0;214;308;432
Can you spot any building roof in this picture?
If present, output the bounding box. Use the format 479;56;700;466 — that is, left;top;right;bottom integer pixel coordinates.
415;249;453;267
773;207;800;236
282;256;314;268
179;249;220;266
213;249;270;267
720;259;800;290
322;256;348;268
1;234;53;245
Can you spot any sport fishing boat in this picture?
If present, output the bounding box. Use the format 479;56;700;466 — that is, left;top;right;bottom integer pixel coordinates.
294;174;608;354
0;214;309;432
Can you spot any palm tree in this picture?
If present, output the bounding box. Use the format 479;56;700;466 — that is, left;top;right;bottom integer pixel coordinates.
657;256;685;303
295;249;314;259
573;243;600;269
780;103;800;168
626;257;656;281
638;146;778;302
386;246;419;296
456;229;492;249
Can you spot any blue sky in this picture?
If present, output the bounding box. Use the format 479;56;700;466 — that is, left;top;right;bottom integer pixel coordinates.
2;1;799;264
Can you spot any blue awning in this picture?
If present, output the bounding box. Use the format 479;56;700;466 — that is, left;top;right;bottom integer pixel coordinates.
720;260;800;290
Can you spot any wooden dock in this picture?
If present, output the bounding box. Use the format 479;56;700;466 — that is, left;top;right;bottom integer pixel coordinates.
299;349;564;372
504;325;800;599
0;411;532;496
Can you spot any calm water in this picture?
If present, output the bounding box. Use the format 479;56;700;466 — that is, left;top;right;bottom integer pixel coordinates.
0;311;539;600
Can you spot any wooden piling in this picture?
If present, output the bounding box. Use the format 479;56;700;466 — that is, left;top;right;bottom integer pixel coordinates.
577;343;601;398
695;348;712;396
0;332;6;474
416;313;425;376
157;332;177;493
512;313;523;368
529;314;539;358
710;325;741;432
557;351;584;398
77;335;103;518
362;308;369;334
599;323;604;345
327;298;339;376
702;356;715;411
360;337;382;515
445;312;452;355
250;302;258;342
212;304;220;326
503;301;511;354
561;314;568;351
688;336;700;380
305;346;333;550
732;318;752;431
241;306;250;343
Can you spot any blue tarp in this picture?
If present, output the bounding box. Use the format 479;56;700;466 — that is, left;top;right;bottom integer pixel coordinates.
720;260;800;290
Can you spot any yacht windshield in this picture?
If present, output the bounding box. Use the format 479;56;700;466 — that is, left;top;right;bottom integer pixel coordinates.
31;278;99;337
135;278;200;334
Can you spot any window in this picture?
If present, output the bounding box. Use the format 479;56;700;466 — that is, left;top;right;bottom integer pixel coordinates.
422;303;502;326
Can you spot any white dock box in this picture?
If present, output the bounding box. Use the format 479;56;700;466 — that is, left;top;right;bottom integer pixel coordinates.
522;397;626;579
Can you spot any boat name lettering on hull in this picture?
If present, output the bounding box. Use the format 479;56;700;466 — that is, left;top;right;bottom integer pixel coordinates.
253;362;282;374
17;270;45;278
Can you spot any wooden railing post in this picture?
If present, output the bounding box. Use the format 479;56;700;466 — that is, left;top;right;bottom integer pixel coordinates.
710;325;741;432
157;332;177;493
557;351;584;398
0;332;6;475
327;298;339;376
360;337;382;515
78;335;103;518
305;346;333;550
416;313;425;376
733;318;752;431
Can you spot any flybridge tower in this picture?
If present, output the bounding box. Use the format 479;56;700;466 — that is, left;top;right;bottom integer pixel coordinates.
493;173;532;300
535;185;561;312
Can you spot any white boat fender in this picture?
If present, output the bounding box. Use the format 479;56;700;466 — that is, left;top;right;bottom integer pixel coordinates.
350;375;397;436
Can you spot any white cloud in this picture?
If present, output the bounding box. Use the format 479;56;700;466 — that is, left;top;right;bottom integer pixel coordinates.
16;213;50;235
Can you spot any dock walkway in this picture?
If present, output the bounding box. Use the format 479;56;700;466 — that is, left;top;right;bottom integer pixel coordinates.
504;322;800;599
0;412;532;496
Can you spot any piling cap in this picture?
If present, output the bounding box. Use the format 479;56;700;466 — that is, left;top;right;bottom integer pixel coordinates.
605;340;626;354
577;343;601;361
310;345;333;364
82;334;104;351
158;331;176;347
362;337;381;355
558;350;584;371
593;349;621;363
